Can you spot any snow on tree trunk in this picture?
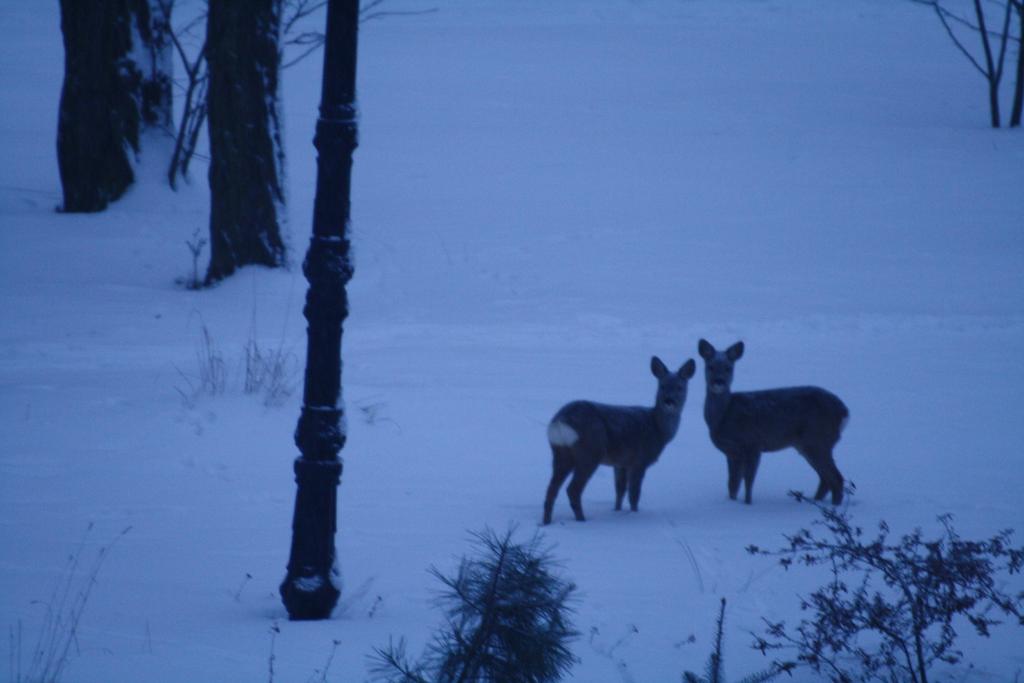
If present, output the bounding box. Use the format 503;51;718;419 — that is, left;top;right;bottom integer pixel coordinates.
131;0;173;130
204;0;287;284
57;0;139;213
56;0;173;213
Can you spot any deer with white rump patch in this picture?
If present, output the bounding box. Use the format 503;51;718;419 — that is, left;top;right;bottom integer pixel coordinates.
542;356;696;525
697;339;849;505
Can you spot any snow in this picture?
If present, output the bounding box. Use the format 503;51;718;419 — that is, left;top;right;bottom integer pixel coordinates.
2;0;1023;681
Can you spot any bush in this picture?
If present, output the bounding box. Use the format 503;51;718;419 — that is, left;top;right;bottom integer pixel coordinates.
748;492;1024;683
370;528;578;683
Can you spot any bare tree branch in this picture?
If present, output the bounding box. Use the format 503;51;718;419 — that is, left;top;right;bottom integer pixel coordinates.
361;7;439;23
991;0;1016;83
909;0;1021;44
283;0;326;36
911;0;1022;126
280;0;438;69
974;0;998;77
155;0;211;188
915;0;991;76
281;42;324;69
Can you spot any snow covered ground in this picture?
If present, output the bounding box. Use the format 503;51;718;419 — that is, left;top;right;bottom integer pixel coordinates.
2;1;1023;680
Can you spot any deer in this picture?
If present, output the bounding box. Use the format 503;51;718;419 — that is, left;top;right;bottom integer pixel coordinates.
697;339;849;505
542;356;696;525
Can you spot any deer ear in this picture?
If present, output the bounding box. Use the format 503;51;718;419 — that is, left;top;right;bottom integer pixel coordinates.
679;358;696;379
698;339;715;360
651;356;669;379
726;341;744;361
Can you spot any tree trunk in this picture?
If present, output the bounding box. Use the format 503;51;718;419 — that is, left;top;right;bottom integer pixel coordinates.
988;78;1002;128
1011;1;1023;127
973;0;1002;127
205;0;287;284
57;0;139;212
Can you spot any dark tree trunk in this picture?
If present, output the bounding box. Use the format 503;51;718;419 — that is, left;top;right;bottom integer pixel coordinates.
987;78;1002;128
205;0;287;284
1011;1;1023;127
57;0;139;213
973;0;1002;128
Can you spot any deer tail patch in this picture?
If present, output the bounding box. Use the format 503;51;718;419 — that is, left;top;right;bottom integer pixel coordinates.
547;421;579;447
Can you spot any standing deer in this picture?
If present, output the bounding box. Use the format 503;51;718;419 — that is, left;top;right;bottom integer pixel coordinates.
697;339;848;505
543;356;696;524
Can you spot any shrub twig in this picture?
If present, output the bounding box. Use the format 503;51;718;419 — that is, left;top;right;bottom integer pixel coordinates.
748;492;1024;682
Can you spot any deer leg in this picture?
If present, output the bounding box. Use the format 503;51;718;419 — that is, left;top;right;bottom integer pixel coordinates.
726;454;742;500
566;461;599;522
803;447;844;506
742;452;761;504
798;447;829;501
543;448;574;525
627;466;647;512
825;453;845;505
614;467;627;510
813;477;829;501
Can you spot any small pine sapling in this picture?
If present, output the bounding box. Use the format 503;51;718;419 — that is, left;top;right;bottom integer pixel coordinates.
747;492;1024;683
683;597;791;683
370;527;578;683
